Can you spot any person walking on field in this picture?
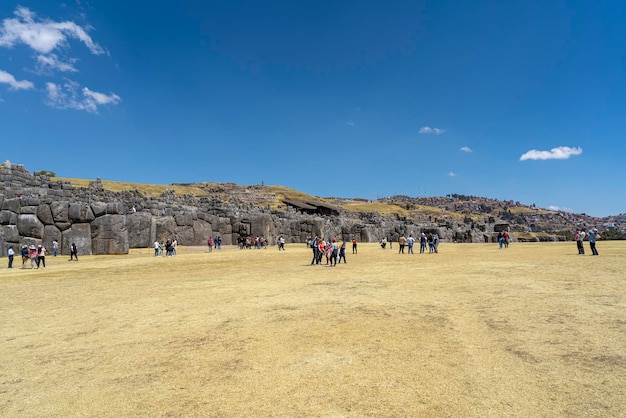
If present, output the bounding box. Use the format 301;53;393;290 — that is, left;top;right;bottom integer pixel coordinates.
398;235;407;254
21;245;29;268
575;229;585;255
352;238;358;254
29;245;37;268
338;241;347;264
69;242;78;261
588;228;599;256
37;245;47;269
7;245;14;268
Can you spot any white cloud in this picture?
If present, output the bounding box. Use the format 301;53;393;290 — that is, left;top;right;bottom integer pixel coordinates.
419;126;445;135
0;6;105;55
519;146;583;161
448;172;456;177
0;69;34;90
347;119;354;126
460;146;472;153
35;53;78;73
46;80;120;113
548;205;573;213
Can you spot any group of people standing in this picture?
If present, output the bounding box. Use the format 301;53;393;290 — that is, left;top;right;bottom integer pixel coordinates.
497;231;510;249
576;228;600;256
154;239;177;257
5;240;72;269
309;237;347;266
393;233;439;254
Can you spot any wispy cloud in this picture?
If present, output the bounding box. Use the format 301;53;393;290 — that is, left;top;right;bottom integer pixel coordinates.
0;6;105;55
460;146;472;153
548;205;573;213
35;53;78;73
419;126;445;135
448;172;456;177
347;119;354;126
46;80;120;113
0;69;34;90
519;146;582;161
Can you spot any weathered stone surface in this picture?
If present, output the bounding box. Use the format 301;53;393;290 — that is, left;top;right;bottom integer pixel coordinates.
91;201;107;217
69;203;95;223
127;212;152;248
2;198;20;213
91;214;129;254
193;220;212;245
174;225;194;245
43;225;62;253
250;214;276;239
62;223;92;256
175;212;194;227
51;201;69;223
17;214;44;238
106;201;125;215
154;217;176;242
0;210;17;225
1;224;20;243
37;203;54;225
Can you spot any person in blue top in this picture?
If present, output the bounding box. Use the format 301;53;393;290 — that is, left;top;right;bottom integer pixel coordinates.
588;228;600;256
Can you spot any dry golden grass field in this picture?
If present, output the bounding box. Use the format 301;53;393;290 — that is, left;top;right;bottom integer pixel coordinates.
1;241;625;417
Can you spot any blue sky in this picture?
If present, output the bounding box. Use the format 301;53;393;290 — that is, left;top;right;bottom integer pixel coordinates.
1;1;625;217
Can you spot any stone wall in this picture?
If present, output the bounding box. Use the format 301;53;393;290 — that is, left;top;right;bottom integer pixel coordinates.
0;161;509;256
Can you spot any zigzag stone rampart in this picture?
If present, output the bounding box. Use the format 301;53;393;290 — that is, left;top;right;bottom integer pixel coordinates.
0;161;521;256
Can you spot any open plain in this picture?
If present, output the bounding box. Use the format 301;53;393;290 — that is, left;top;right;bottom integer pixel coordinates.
1;241;625;417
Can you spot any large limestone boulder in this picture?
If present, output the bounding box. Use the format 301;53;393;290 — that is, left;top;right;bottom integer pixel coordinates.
1;197;20;213
154;216;176;242
174;225;194;245
1;224;20;243
69;203;95;223
0;210;17;225
90;201;107;217
51;201;69;223
62;223;92;256
91;214;129;254
36;203;54;225
127;212;152;248
250;214;276;242
193;220;212;245
43;225;62;253
17;214;44;238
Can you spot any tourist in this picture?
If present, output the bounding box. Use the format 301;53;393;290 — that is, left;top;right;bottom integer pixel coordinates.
420;233;427;254
318;239;325;265
338;241;347;264
69;242;78;261
278;236;285;251
398;235;406;254
588;228;599;256
380;237;387;249
172;239;177;256
21;245;29;268
352;238;358;254
503;231;510;248
433;234;440;253
154;240;160;256
310;237;319;265
497;231;504;249
29;245;38;268
428;233;435;253
7;245;14;268
207;237;213;252
52;240;58;256
330;238;339;266
576;229;585;255
37;244;47;269
406;235;415;254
